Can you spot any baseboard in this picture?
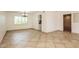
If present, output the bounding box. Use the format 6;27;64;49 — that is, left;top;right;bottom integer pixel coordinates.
7;28;41;32
7;28;32;31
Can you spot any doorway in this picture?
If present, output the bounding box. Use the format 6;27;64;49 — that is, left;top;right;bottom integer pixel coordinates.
63;14;71;32
38;15;42;31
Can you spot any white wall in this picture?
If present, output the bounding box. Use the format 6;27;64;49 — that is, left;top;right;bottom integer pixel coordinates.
6;12;33;30
0;12;6;42
28;11;46;32
6;11;72;33
28;11;72;32
44;11;58;32
4;11;79;34
41;11;64;32
41;11;79;33
28;11;61;32
30;11;43;30
57;11;79;33
6;11;44;31
28;11;51;32
72;13;79;33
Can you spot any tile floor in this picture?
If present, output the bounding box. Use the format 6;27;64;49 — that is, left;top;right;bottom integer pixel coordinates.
0;29;79;48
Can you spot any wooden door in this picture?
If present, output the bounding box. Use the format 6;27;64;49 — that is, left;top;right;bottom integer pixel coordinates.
63;14;71;32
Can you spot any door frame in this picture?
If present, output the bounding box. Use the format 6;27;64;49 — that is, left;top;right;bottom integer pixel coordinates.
63;14;72;32
38;15;42;31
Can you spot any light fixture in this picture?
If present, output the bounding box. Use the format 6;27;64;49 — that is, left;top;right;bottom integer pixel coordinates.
21;11;31;17
43;11;45;13
21;11;28;17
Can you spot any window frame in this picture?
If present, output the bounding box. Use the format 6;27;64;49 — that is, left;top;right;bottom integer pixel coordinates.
14;16;28;25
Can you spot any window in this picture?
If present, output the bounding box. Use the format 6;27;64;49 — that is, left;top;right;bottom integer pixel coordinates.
14;16;27;24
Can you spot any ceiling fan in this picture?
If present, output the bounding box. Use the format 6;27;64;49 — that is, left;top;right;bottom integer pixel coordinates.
21;11;28;17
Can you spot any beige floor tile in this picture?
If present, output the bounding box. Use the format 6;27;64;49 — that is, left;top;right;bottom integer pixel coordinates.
55;43;65;48
53;39;62;43
64;43;74;48
26;42;37;48
38;39;46;42
46;41;55;48
0;29;79;48
28;38;39;42
71;40;79;44
36;42;46;48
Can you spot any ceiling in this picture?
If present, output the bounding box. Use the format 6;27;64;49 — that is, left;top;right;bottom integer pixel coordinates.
5;11;30;13
4;11;37;14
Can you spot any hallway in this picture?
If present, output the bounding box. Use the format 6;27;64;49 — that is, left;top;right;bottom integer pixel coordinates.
0;29;79;48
